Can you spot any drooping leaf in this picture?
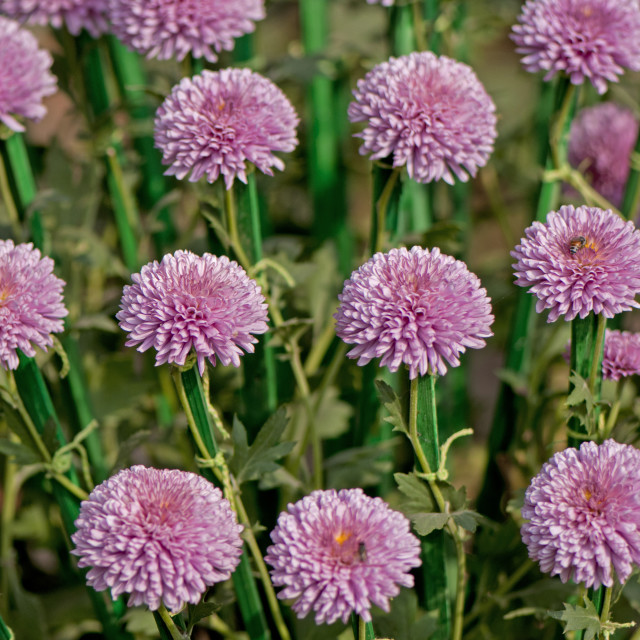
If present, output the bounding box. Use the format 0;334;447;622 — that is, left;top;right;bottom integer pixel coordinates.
229;408;294;485
375;380;408;435
394;472;437;513
186;600;221;634
451;509;487;533
0;438;40;465
411;512;450;535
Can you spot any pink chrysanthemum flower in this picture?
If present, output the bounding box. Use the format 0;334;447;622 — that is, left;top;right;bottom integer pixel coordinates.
601;330;640;381
0;17;57;132
334;246;494;379
348;51;497;185
117;251;268;375
108;0;265;62
512;205;640;322
521;440;640;589
0;240;67;370
511;0;640;95
568;102;639;208
71;466;243;612
0;0;108;37
154;69;299;190
265;488;421;624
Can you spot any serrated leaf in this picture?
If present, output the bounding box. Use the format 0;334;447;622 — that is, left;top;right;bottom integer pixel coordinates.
566;372;594;409
548;599;601;640
0;438;40;465
375;380;408;435
230;407;294;485
451;509;486;533
394;472;437;513
411;512;450;535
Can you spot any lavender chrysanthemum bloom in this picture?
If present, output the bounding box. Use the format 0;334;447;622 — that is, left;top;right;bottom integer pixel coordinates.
0;17;57;132
71;466;243;611
348;51;497;185
117;251;268;375
521;440;640;588
334;246;494;379
511;0;640;94
512;205;640;322
0;0;108;37
108;0;264;62
0;240;67;370
568;103;639;207
154;69;299;189
601;330;640;380
265;488;421;624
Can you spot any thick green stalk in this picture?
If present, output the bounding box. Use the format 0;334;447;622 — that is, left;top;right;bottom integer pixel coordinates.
350;614;375;640
299;0;351;274
410;375;452;640
0;134;44;248
477;77;577;519
13;353;131;639
107;36;176;252
177;366;273;640
0;613;12;640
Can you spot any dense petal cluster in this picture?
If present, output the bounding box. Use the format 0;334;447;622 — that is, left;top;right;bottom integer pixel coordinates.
0;17;57;132
601;330;640;381
568;103;639;207
109;0;265;62
521;440;640;588
512;205;640;322
154;69;299;189
0;0;108;36
334;246;494;378
348;51;497;185
117;251;269;375
265;488;421;624
71;466;243;611
0;240;67;370
511;0;640;94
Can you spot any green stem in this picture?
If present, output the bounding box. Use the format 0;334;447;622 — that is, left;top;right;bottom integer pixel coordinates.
156;605;186;640
587;315;606;396
372;167;401;254
225;186;252;271
599;586;612;630
0;612;13;640
174;366;273;640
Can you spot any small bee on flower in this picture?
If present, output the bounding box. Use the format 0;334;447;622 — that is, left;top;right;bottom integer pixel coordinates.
569;235;586;255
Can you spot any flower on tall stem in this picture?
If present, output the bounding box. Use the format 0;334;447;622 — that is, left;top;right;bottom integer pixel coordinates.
348;51;497;185
108;0;264;61
71;466;243;611
117;251;269;375
265;488;421;624
0;0;108;37
568;102;639;208
512;205;640;322
521;439;640;588
0;240;67;370
0;17;57;132
334;246;494;379
154;68;299;189
511;0;640;94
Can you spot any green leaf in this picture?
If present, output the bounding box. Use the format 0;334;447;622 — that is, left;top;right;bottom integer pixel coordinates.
0;438;40;465
451;509;487;533
548;599;600;640
411;512;450;535
314;386;354;439
229;408;294;485
394;472;438;513
375;380;408;435
186;600;221;634
324;440;397;489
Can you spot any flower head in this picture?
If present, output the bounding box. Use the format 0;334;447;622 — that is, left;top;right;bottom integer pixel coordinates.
71;466;243;611
512;205;640;322
117;251;268;375
0;240;67;370
568;102;639;207
0;17;57;132
334;246;494;378
521;439;640;588
108;0;265;62
0;0;109;37
265;488;421;624
348;51;497;185
600;329;640;380
154;69;299;189
511;0;640;94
